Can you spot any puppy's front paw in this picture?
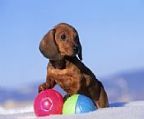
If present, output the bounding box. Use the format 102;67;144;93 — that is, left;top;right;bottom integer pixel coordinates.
38;83;47;93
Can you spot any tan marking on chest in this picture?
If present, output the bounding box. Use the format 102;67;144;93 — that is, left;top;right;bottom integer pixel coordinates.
48;62;82;93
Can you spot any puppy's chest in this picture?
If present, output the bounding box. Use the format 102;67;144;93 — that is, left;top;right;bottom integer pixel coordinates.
48;63;81;91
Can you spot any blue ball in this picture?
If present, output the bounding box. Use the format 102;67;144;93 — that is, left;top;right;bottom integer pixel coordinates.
76;95;97;113
63;94;97;114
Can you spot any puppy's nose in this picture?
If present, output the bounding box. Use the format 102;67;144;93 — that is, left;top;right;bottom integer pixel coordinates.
73;45;79;53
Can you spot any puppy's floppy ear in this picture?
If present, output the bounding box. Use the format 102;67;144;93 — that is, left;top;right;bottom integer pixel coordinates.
76;35;82;60
39;29;61;60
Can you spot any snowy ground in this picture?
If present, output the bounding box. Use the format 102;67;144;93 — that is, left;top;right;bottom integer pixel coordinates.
0;101;144;119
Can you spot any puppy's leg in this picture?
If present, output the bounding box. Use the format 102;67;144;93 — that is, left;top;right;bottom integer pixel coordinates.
38;76;56;93
38;82;48;93
95;87;109;108
88;80;109;108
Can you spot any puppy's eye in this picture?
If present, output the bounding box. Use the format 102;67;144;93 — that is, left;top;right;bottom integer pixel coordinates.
60;34;66;41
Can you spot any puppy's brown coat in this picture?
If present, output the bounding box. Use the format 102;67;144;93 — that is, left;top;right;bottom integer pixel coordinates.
39;23;109;108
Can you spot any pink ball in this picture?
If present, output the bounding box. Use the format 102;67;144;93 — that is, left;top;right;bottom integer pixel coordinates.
34;89;63;117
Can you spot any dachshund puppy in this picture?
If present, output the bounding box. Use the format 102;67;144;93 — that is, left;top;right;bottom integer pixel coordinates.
39;23;109;108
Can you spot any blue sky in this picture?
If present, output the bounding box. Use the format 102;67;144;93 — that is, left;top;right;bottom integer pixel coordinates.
0;0;144;89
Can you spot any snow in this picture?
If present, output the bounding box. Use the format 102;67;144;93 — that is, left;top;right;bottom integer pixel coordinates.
0;101;144;119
